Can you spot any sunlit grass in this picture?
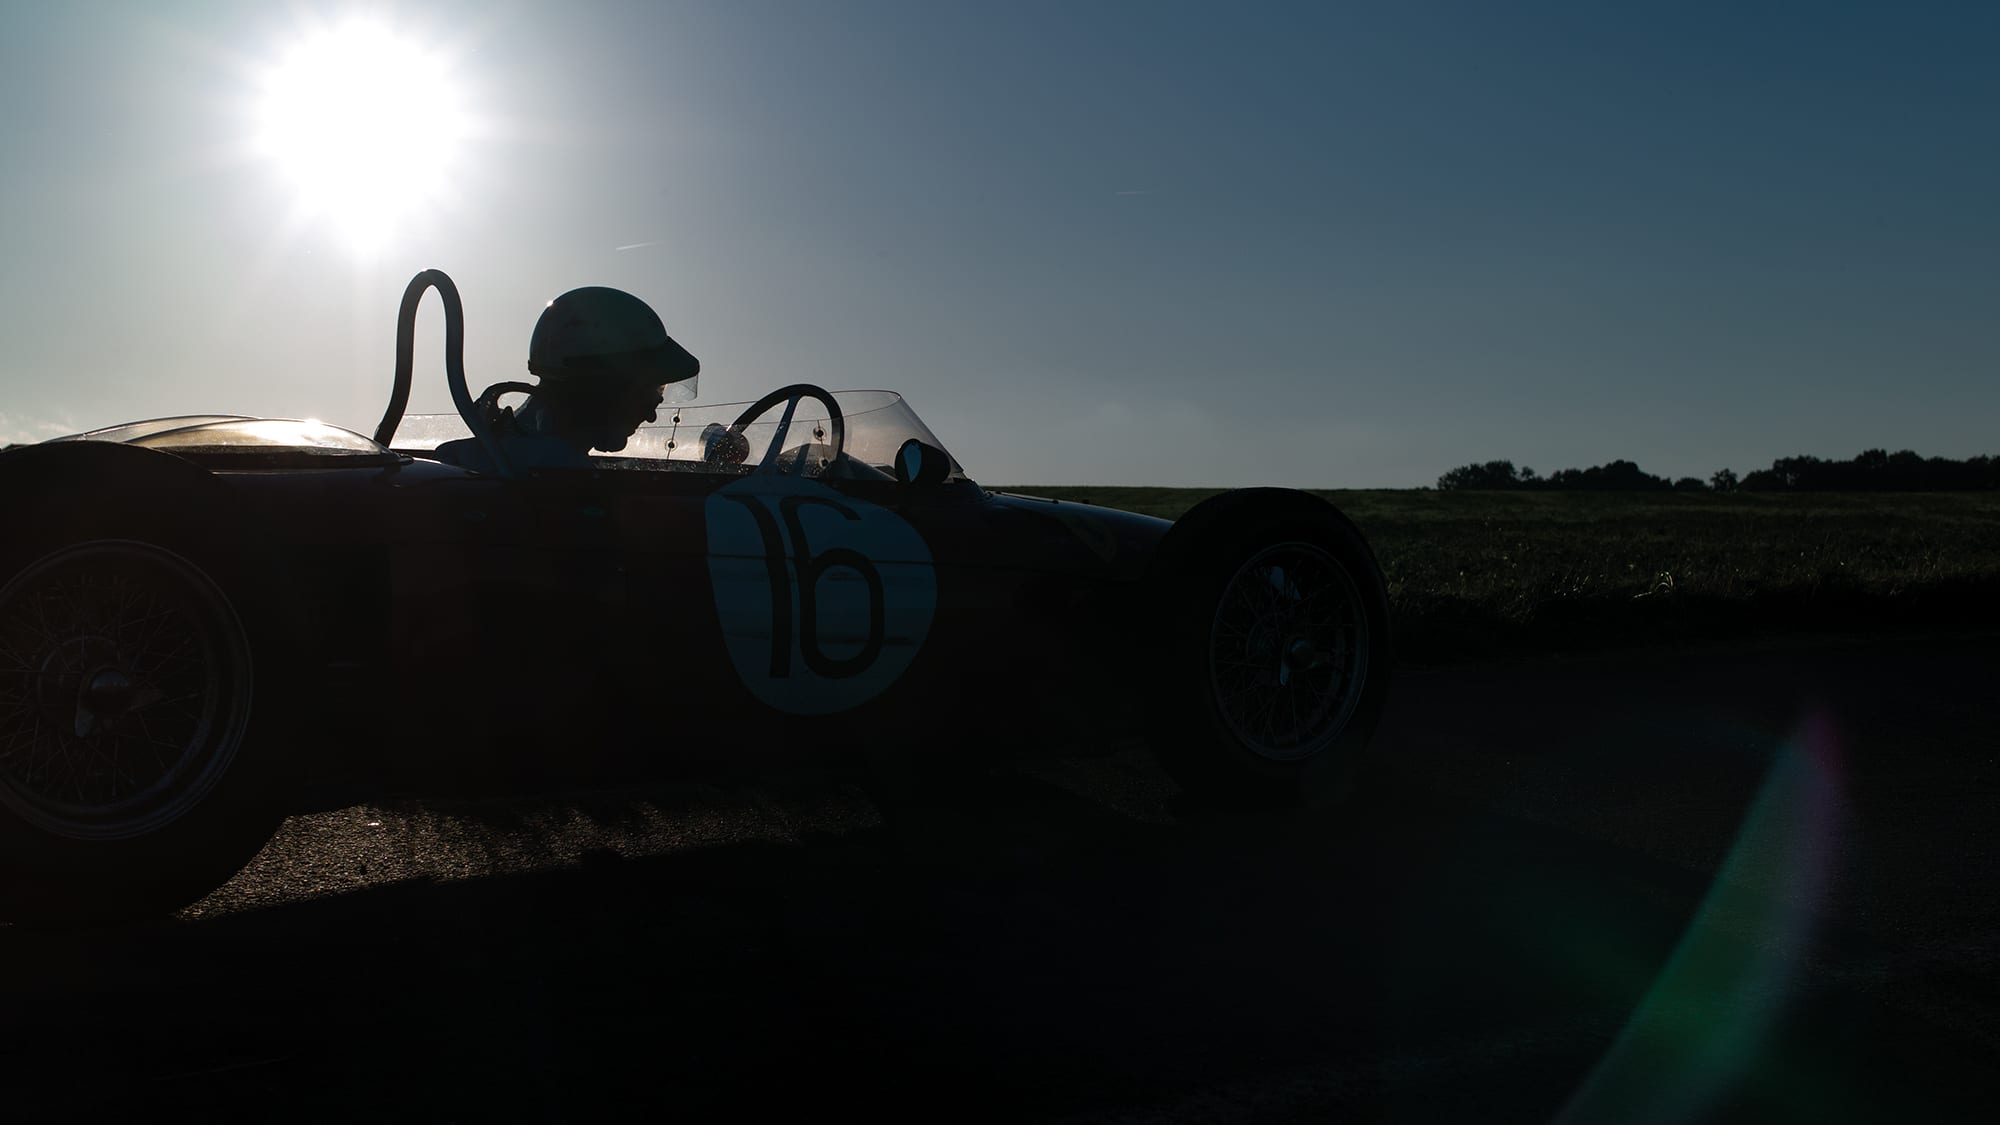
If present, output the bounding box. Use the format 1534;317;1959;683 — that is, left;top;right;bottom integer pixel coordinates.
1004;488;2000;662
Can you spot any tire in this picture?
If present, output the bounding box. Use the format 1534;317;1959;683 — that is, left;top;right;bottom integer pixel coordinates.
1145;489;1393;809
0;444;298;925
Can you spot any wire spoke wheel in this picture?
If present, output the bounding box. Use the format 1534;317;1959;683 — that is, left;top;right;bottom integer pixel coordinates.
1206;541;1369;763
0;541;252;842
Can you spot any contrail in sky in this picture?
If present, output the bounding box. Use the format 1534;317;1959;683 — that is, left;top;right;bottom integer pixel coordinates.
616;240;662;252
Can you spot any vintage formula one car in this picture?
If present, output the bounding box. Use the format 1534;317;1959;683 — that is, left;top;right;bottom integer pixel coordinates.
0;271;1391;924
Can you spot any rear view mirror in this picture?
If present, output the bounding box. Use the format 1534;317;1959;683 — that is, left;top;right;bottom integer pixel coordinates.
894;438;951;490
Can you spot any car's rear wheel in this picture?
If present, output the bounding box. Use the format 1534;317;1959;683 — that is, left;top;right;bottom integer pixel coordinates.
0;445;296;925
1148;490;1392;808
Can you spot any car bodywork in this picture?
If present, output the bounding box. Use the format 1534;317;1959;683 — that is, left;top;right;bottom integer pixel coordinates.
67;409;1173;794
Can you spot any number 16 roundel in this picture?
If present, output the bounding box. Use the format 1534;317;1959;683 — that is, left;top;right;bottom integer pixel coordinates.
704;474;938;715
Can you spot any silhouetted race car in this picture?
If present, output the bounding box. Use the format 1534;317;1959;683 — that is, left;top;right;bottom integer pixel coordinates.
0;271;1391;925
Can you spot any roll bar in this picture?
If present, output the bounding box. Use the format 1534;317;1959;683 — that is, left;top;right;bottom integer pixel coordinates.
372;269;515;478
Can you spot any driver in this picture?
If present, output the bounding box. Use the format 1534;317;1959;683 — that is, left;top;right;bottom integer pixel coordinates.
438;286;699;473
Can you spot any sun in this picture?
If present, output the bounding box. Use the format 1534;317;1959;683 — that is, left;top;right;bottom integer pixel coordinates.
253;21;469;254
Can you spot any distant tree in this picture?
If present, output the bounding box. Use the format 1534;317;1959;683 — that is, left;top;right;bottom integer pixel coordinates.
1738;449;2000;491
1544;459;1671;491
1971;455;1998;490
1743;454;1821;491
1442;450;2000;494
1438;460;1536;491
1604;460;1669;489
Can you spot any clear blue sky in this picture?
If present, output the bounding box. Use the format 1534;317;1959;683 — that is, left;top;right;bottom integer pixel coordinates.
2;1;1994;486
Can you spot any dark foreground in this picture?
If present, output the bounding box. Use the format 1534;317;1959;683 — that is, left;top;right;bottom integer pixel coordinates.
4;633;1996;1123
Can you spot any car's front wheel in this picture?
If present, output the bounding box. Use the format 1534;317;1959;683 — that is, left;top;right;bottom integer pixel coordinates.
1147;489;1393;808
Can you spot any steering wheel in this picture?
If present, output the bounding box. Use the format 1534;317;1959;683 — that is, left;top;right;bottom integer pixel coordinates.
721;383;845;473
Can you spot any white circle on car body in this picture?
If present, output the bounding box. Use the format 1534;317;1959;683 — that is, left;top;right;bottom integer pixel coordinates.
705;474;937;715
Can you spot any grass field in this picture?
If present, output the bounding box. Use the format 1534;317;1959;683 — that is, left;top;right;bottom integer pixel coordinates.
1003;487;2000;664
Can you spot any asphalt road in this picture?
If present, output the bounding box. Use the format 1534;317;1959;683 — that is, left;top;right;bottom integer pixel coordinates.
4;632;1996;1123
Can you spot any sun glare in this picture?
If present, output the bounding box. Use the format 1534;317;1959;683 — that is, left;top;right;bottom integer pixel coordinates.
253;21;468;254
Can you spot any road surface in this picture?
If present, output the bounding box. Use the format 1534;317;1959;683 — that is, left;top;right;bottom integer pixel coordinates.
3;631;1995;1122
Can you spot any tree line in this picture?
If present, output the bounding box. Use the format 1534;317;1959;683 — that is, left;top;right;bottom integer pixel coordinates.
1437;450;2000;492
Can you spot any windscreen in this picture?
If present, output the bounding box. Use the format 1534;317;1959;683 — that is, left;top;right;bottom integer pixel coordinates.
399;389;965;479
51;416;257;444
54;417;390;458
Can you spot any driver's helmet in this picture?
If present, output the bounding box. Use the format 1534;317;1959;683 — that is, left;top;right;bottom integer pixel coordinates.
528;286;699;402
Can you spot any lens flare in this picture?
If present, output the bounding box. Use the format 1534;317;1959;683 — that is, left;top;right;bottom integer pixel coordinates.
1555;711;1845;1125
